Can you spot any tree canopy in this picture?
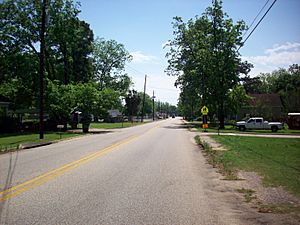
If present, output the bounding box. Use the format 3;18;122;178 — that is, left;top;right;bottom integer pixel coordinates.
166;0;251;127
93;38;132;93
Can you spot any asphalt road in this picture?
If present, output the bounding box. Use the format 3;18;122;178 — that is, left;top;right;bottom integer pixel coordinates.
0;118;283;224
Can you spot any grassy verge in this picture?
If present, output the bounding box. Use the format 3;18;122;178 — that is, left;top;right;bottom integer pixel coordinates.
195;134;300;215
194;135;239;180
190;121;300;134
89;121;148;129
0;132;85;153
196;135;300;196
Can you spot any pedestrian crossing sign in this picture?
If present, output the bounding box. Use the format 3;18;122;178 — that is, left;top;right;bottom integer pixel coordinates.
201;106;209;115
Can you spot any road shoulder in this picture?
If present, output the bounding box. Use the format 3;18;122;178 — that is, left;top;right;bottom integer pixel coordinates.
194;131;300;224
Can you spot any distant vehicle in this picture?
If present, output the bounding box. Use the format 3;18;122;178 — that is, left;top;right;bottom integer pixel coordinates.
287;113;300;130
172;114;175;118
236;117;283;132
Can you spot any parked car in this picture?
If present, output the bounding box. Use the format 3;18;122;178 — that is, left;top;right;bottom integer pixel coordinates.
236;117;283;132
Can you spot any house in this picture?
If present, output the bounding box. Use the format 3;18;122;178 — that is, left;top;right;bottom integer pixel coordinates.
238;93;284;120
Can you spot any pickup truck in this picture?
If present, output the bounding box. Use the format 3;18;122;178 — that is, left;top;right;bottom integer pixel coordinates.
236;117;283;132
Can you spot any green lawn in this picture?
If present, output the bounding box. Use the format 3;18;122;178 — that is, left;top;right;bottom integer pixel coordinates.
89;121;147;129
0;121;148;152
210;135;300;196
0;132;84;152
189;121;300;134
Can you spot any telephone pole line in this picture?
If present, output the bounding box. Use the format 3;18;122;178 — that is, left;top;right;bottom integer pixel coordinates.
39;0;47;139
141;75;147;122
152;90;155;121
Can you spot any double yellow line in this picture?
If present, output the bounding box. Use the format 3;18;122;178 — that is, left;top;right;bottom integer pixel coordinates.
0;134;140;202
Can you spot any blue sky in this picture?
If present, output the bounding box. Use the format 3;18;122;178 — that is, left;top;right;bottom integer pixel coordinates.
79;0;300;105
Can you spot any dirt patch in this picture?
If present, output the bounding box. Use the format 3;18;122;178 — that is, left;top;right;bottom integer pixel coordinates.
194;133;300;224
238;171;300;206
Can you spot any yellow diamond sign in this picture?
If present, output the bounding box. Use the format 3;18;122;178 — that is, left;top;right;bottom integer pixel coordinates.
201;106;209;115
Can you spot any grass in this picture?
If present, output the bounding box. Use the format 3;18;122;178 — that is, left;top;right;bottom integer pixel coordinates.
89;121;147;129
0;121;148;152
0;132;84;152
237;188;257;203
189;121;300;134
258;203;300;214
209;135;300;196
194;135;239;180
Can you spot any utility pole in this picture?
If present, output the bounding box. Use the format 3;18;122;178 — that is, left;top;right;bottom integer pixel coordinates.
141;75;147;122
39;0;47;139
152;90;155;121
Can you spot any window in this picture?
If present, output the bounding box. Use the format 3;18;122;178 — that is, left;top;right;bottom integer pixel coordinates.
256;119;262;123
247;119;254;123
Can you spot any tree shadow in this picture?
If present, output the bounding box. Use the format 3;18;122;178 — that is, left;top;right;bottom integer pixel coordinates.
0;150;19;223
162;124;190;130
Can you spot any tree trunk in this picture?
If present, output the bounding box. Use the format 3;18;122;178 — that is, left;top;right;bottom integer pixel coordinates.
219;101;225;129
63;44;68;84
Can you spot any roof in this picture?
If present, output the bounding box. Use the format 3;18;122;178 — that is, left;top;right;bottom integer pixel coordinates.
249;94;283;108
288;113;300;116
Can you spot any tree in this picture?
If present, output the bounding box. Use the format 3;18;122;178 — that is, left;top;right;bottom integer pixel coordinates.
125;90;141;121
45;79;77;127
92;38;132;92
227;84;251;119
166;0;250;128
0;0;97;125
254;64;300;112
0;0;94;84
48;1;94;83
137;92;152;116
96;89;122;119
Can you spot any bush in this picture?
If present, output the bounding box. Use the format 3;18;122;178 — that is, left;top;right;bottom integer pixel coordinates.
0;117;19;133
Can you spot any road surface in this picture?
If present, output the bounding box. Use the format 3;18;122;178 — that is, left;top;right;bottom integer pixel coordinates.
0;118;288;224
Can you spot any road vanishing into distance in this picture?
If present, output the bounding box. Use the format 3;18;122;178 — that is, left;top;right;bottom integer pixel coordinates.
0;118;286;225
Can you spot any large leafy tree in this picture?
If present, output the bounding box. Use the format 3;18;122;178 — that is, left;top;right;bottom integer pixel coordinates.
0;0;94;82
125;90;141;121
247;64;300;113
166;0;250;127
0;0;94;113
227;84;251;119
93;38;132;93
48;1;94;83
137;92;153;115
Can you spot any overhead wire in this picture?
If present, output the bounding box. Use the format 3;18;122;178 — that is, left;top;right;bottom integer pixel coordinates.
239;0;278;51
125;64;146;76
242;0;270;38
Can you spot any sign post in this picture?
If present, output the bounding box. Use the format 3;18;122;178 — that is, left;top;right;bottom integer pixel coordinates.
201;106;209;132
57;124;64;139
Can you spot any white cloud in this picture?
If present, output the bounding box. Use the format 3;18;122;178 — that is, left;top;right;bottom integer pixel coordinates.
130;51;158;64
242;42;300;76
244;51;300;66
265;42;300;54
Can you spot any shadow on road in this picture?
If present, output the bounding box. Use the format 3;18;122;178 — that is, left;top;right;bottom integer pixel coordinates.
162;124;189;130
0;151;19;224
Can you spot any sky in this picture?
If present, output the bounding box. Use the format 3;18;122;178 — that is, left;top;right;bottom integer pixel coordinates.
78;0;300;105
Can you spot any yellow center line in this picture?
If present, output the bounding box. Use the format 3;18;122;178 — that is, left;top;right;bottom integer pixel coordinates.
0;133;141;202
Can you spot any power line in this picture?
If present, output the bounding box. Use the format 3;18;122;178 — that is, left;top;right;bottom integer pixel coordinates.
148;86;179;92
243;0;270;38
239;0;277;51
125;64;146;76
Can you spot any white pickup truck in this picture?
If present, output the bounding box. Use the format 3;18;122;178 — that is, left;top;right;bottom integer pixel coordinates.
236;117;283;132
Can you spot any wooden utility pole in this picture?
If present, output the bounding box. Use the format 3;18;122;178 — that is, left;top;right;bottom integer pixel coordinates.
152;90;155;121
39;0;46;139
141;75;147;122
